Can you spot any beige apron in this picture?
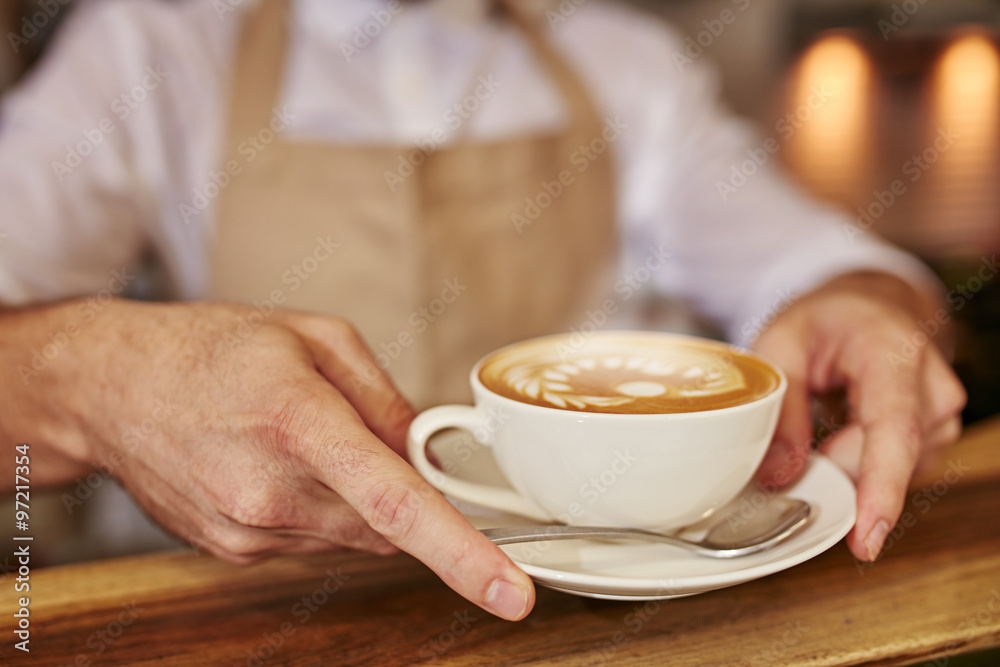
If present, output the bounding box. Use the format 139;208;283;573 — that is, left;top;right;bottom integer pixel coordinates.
210;0;618;409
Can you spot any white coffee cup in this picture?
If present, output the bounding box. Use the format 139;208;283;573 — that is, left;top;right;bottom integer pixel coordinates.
407;332;786;530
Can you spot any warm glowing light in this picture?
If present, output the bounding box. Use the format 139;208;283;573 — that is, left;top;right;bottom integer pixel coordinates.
933;32;999;156
785;34;874;200
926;30;1000;254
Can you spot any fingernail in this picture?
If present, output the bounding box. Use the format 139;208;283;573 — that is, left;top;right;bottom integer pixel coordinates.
864;520;890;562
485;578;528;621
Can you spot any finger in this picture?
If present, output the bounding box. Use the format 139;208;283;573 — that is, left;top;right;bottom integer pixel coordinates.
912;416;963;477
285;315;417;457
924;415;962;451
119;461;288;565
293;388;535;621
126;436;398;561
116;456;231;549
752;335;812;489
819;422;864;480
844;356;924;563
279;484;399;555
755;370;812;489
921;349;968;431
823;411;960;483
134;476;288;564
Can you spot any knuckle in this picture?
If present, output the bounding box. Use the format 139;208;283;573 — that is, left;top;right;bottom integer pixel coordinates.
204;520;264;559
329;514;396;554
328;317;361;344
886;414;924;456
382;393;417;435
362;481;426;544
937;417;963;448
218;550;261;567
325;436;376;481
944;378;969;415
221;488;292;529
258;392;321;457
440;538;475;580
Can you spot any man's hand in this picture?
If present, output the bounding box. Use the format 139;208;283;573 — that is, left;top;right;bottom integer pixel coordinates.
0;300;534;621
752;271;967;562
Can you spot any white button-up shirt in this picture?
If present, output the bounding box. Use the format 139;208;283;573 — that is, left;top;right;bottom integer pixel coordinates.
0;0;936;345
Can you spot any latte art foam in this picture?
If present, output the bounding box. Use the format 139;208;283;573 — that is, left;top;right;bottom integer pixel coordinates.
479;334;780;414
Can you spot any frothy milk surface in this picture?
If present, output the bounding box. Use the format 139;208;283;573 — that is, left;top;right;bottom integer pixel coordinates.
478;334;780;414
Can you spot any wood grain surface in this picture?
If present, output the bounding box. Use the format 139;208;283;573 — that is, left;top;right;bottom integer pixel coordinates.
2;419;999;666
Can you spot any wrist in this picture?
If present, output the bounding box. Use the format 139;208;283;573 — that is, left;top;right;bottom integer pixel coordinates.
0;298;138;485
813;270;954;356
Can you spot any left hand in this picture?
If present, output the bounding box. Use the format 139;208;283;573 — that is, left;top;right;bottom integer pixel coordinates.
751;271;967;562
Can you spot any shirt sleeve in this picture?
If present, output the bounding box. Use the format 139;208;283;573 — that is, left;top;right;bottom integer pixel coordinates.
657;57;939;346
565;6;942;347
0;2;150;306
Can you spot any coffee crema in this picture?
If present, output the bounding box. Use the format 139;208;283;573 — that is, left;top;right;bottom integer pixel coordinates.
478;333;780;414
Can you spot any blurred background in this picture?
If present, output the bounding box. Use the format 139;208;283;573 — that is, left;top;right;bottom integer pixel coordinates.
2;0;998;418
643;0;1000;428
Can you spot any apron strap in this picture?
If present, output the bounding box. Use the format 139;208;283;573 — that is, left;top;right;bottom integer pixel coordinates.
225;0;603;147
225;0;291;153
495;0;601;130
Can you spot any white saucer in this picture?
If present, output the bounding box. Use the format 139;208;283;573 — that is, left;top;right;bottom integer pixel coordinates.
435;430;857;601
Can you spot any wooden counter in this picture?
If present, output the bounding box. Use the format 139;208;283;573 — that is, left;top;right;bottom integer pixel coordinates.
3;418;999;666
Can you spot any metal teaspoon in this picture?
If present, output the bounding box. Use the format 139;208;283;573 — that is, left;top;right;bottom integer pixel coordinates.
481;497;811;558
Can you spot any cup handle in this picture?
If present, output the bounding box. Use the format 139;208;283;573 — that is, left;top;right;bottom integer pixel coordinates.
407;405;552;522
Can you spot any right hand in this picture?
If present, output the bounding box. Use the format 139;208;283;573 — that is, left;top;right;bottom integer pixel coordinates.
18;300;535;620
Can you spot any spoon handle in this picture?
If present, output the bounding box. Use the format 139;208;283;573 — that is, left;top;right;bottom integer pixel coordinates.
481;508;810;559
482;525;710;554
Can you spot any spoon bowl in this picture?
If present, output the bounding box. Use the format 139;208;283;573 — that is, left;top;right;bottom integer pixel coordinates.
481;497;811;558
